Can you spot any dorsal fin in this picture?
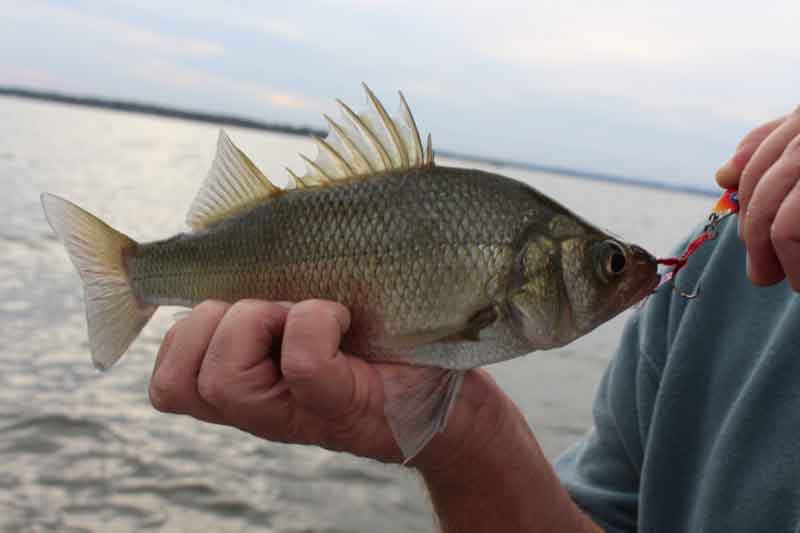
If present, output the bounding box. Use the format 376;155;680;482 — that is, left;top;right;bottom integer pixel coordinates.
186;131;281;230
188;87;435;213
289;84;434;186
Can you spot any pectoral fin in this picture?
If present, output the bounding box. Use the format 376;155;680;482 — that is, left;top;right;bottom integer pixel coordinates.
379;305;499;349
381;366;465;463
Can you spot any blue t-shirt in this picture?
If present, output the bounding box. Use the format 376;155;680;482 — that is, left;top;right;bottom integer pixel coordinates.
556;218;800;532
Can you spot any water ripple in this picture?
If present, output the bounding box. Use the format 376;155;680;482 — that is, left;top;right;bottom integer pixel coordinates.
0;96;712;532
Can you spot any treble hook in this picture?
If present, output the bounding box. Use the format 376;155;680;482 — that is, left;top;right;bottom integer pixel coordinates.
661;211;735;300
673;282;700;299
655;188;740;300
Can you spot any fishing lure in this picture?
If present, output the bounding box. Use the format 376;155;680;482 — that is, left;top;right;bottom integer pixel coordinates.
656;189;739;298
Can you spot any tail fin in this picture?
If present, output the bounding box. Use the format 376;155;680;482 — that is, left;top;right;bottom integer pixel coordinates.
41;193;156;370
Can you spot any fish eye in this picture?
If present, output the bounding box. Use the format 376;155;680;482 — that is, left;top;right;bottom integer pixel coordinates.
595;240;627;282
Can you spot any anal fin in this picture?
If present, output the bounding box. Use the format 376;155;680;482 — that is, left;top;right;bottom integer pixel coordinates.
381;366;465;463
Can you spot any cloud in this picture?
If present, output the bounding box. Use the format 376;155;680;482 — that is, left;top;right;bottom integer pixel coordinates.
244;19;306;43
131;59;321;113
483;32;685;67
3;3;224;59
266;92;310;110
86;0;307;44
3;0;800;187
0;66;58;89
109;21;224;58
408;1;800;124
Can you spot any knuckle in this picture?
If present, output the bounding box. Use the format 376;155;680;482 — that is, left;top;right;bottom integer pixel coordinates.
771;217;796;247
194;299;229;318
294;298;334;317
736;137;758;153
149;377;184;413
281;349;317;383
740;163;760;186
746;214;770;249
208;301;274;363
197;372;227;408
738;117;783;150
234;301;275;340
782;135;800;158
292;299;350;333
230;298;265;315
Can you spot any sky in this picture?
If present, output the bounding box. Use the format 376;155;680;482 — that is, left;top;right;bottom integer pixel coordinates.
2;0;799;191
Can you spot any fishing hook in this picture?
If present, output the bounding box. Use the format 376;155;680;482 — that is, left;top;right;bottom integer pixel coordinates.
663;211;736;300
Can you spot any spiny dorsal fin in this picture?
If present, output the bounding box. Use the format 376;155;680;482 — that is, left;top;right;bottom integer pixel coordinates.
425;133;434;166
286;168;308;189
398;91;424;166
289;84;434;187
186;131;280;230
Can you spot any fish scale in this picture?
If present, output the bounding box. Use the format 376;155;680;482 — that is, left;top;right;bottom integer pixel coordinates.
41;85;658;460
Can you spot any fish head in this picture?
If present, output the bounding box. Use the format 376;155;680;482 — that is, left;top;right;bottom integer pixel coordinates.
506;223;658;349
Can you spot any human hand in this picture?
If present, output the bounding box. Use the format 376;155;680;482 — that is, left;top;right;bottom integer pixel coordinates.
716;107;800;290
148;299;513;473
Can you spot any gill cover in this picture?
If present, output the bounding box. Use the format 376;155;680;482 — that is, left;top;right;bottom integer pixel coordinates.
506;226;658;350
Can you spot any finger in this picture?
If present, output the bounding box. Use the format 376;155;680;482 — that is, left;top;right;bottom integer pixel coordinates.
716;116;786;189
281;300;363;421
149;300;229;422
739;108;800;236
153;323;178;375
742;154;800;285
197;300;289;413
770;154;800;291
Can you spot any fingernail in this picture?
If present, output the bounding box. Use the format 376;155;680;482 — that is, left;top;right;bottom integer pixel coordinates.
716;147;751;186
331;305;351;334
276;301;295;309
716;160;734;180
154;326;177;372
745;252;752;278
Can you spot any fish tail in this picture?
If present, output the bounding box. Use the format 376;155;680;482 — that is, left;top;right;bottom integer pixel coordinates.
41;193;156;370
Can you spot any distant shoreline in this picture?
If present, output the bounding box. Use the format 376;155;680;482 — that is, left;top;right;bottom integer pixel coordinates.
1;86;717;197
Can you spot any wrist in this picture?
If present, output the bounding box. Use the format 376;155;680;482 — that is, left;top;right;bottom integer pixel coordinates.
414;370;602;533
412;369;524;482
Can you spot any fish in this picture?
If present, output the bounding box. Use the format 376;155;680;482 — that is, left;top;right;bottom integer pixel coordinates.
41;84;659;461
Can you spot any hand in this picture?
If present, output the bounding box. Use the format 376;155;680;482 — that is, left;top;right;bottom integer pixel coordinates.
148;299;512;472
716;106;800;290
149;299;601;533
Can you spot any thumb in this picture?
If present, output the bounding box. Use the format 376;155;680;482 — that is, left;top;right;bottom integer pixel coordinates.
281;300;359;420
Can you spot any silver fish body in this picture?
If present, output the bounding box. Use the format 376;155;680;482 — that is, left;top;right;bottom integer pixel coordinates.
41;85;658;460
130;166;655;370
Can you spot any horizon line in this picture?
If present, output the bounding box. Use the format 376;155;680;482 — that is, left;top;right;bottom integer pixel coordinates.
0;85;717;198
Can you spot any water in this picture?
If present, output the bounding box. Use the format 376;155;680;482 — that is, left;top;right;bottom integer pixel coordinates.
0;96;712;532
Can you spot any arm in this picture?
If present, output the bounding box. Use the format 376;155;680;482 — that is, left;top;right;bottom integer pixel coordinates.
715;106;800;290
420;386;601;533
149;298;601;532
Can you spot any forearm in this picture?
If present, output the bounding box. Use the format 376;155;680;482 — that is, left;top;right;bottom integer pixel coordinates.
419;393;601;533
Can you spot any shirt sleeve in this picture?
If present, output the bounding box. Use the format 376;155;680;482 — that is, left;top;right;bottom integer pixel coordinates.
555;308;664;532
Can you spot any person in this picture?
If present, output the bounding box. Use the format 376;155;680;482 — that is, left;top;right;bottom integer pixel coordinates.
148;107;800;532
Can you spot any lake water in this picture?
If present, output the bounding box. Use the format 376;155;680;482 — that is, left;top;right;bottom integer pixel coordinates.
0;96;712;532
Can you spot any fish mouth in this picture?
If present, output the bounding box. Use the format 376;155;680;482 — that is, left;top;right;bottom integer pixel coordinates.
630;272;660;306
627;245;660;307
